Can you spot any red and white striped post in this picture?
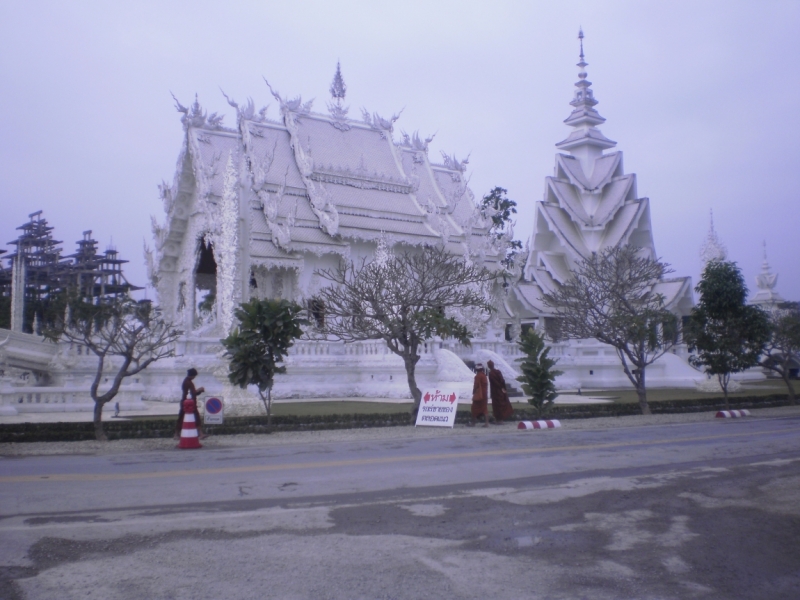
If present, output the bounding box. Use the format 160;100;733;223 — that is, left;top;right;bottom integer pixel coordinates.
715;409;751;419
518;420;561;430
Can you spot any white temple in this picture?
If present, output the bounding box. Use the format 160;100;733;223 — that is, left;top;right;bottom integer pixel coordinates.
147;69;505;336
139;62;508;406
1;36;716;416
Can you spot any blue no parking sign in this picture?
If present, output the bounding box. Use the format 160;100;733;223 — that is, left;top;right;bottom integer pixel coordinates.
204;397;224;425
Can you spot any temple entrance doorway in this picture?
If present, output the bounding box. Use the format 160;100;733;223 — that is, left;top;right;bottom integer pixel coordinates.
195;239;217;326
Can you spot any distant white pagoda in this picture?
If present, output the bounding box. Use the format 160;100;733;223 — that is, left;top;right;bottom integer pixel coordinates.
513;29;693;318
750;241;784;307
699;209;727;265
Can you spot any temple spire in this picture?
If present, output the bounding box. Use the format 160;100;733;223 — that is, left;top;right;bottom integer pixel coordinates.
327;61;350;129
751;240;783;306
566;28;603;119
556;29;616;171
577;28;589;92
699;209;728;264
330;61;346;102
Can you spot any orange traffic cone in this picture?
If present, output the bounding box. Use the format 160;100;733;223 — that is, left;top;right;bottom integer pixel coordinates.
177;399;202;449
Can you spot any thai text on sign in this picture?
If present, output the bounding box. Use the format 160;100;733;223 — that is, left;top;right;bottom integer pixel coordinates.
415;389;458;428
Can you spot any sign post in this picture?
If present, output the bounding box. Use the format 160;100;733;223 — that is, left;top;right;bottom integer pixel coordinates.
204;397;224;425
415;389;458;428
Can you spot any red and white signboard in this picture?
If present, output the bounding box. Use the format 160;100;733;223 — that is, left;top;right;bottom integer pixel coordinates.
415;389;459;428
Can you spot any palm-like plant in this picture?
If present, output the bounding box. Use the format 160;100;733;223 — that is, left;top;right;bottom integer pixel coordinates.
221;299;307;427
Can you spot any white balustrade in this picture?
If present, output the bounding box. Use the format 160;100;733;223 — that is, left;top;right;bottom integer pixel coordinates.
283;337;557;362
0;383;146;414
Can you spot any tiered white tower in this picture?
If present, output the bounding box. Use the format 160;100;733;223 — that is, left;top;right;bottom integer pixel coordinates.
509;30;696;389
515;29;691;318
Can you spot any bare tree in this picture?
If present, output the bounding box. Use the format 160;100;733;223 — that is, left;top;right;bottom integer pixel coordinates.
542;245;678;415
46;297;182;440
313;246;495;415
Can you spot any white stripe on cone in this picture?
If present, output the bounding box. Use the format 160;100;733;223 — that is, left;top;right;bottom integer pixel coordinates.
518;420;561;430
181;413;199;437
715;409;751;418
178;407;202;449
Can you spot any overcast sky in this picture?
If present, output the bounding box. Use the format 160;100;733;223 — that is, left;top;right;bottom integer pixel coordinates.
1;0;798;302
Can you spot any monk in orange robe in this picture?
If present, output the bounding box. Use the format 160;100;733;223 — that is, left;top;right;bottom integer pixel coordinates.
470;363;490;427
487;360;514;423
175;367;206;439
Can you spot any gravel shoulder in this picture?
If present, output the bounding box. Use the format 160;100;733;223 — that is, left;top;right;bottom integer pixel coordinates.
2;405;799;458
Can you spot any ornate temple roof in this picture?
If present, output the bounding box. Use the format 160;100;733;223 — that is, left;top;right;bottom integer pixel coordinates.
149;68;500;286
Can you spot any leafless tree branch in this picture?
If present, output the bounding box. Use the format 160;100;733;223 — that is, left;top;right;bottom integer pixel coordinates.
542;245;677;414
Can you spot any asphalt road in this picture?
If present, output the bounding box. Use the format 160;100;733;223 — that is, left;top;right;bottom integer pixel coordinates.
1;415;799;599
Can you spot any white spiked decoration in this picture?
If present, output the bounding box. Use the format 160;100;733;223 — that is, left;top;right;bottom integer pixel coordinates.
217;151;240;334
373;232;393;267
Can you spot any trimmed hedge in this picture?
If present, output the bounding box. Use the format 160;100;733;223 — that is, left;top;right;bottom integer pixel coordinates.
0;393;793;444
514;393;792;420
0;412;417;444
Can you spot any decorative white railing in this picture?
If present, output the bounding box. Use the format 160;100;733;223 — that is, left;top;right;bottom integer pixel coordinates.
288;339;398;357
4;387;84;405
288;340;336;356
0;383;145;413
285;338;562;360
439;339;527;360
176;337;223;356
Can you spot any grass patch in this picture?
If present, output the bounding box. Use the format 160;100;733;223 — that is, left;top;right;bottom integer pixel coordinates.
572;380;789;404
270;401;414;417
120;380;788;420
